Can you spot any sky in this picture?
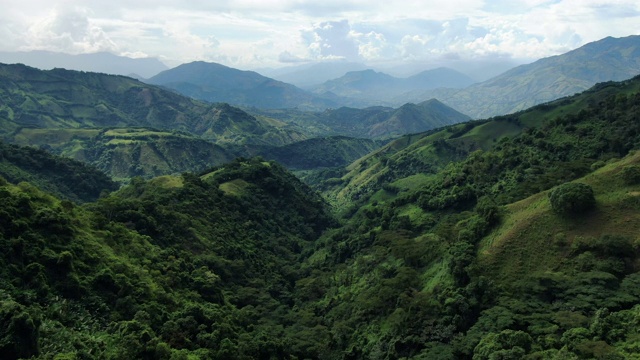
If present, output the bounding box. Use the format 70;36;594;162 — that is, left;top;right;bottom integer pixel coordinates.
1;0;639;70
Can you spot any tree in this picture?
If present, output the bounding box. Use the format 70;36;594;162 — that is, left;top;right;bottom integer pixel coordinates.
549;182;595;215
621;165;640;185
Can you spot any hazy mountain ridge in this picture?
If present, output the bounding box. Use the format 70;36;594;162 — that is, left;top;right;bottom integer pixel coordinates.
311;67;475;104
0;50;168;79
259;61;370;88
411;35;640;118
147;61;340;110
249;98;470;140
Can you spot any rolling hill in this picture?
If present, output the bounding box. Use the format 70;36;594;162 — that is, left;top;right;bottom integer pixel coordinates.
0;139;118;202
9;128;235;181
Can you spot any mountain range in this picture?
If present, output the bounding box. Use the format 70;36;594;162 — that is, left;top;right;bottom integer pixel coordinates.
409;35;640;118
147;61;341;111
0;63;469;180
310;67;476;105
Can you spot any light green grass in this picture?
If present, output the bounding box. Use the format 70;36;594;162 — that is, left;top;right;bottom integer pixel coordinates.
478;151;640;285
219;179;251;196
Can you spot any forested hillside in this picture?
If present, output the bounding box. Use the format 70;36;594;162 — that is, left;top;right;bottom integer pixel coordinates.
292;75;640;358
0;158;334;359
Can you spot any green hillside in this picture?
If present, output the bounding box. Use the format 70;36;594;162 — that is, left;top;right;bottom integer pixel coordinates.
3;67;640;359
0;63;305;146
287;76;640;358
11;127;235;181
319;76;640;210
0;158;334;359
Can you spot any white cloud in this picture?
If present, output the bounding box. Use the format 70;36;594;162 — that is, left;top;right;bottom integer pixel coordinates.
21;7;118;54
0;0;639;69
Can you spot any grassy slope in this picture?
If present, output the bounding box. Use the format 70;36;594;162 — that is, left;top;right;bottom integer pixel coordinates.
480;151;640;284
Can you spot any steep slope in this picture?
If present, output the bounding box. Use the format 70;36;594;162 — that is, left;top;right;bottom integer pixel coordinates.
289;75;640;359
320;76;640;210
414;35;640;118
147;61;339;110
0;139;117;202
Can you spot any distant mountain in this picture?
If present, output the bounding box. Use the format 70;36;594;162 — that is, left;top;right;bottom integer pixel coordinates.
147;61;339;110
255;98;470;139
411;35;640;119
263;61;369;88
311;67;475;104
0;50;168;78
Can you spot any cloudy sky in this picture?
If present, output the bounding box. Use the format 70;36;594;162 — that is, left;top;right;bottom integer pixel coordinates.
1;0;639;70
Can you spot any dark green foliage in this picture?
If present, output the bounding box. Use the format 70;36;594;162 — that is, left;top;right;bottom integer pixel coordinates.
621;164;640;185
3;66;640;360
0;139;118;202
549;182;596;215
0;299;41;360
261;136;382;169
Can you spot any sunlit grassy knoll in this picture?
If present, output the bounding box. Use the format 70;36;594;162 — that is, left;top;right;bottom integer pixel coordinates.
12;128;100;147
148;175;184;189
219;179;251;196
421;259;451;293
457;119;523;149
392;173;433;191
